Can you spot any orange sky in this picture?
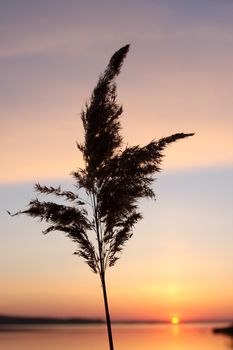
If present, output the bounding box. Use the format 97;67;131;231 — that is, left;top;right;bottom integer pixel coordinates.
0;0;233;321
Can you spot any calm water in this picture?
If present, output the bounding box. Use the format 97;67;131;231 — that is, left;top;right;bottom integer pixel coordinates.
0;323;232;350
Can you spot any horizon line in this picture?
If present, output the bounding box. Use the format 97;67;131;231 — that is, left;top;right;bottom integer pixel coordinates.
0;314;232;325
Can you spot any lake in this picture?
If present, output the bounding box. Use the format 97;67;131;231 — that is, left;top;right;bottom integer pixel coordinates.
0;323;232;350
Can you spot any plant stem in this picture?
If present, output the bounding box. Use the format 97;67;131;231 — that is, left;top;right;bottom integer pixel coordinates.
101;271;114;350
92;190;114;350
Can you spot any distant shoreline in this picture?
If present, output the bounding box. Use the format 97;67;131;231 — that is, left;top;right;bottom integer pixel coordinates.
0;315;231;325
213;325;233;336
0;315;103;325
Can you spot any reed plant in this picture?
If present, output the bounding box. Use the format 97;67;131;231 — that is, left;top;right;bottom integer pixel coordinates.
10;45;193;350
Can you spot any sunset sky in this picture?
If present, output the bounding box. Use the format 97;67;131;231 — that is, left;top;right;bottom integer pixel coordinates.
1;0;233;322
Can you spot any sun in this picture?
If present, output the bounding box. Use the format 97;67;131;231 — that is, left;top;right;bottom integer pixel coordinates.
171;315;180;325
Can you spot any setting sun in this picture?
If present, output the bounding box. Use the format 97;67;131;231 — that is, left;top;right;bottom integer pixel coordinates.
171;316;180;325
